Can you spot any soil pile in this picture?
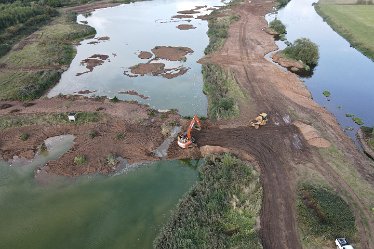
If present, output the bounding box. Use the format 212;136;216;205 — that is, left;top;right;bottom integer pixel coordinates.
77;54;109;76
152;46;194;61
177;24;196;30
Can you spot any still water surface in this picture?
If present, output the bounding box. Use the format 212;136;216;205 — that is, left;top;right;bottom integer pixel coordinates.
267;0;374;139
0;135;198;249
49;0;226;117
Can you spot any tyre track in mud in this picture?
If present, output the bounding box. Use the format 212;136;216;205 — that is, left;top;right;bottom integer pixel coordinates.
195;125;305;249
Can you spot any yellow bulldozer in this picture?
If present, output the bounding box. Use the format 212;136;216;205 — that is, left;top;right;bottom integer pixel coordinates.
249;113;268;129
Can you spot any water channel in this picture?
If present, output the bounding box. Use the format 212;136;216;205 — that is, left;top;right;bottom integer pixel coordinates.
48;0;226;117
0;135;198;249
267;0;374;140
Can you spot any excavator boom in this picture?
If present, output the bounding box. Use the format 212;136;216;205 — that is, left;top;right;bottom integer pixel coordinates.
178;115;202;149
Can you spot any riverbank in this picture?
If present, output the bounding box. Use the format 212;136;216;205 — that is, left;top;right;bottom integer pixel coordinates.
0;0;143;101
315;2;374;61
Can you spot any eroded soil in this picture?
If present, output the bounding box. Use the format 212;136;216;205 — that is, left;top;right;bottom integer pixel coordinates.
0;97;182;176
176;24;196;30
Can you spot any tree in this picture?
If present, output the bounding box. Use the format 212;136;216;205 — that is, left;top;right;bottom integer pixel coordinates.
283;38;319;66
269;19;286;34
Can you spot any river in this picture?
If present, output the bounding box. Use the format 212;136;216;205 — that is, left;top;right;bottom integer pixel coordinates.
267;0;374;140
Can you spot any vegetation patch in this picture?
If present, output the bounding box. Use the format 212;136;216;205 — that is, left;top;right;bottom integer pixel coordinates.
269;19;286;35
0;12;95;100
202;64;244;119
154;154;263;249
282;38;320;69
19;132;30;141
361;126;374;149
277;0;291;8
297;184;356;246
0;112;101;129
352;117;364;125
315;3;374;61
322;90;331;97
204;1;241;55
74;154;87;165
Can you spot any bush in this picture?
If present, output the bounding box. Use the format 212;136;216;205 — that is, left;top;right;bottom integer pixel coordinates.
88;130;98;139
297;184;356;240
110;96;119;103
269;19;286;34
283;38;320;66
115;132;125;140
20;132;29;141
74;155;87;165
106;153;119;166
277;0;291;8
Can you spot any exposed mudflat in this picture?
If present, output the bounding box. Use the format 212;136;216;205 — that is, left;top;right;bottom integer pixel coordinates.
138;51;153;59
177;24;196;30
0;97;184;176
118;90;149;99
77;54;109;76
151;46;194;61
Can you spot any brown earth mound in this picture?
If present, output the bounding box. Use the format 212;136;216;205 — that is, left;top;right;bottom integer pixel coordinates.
293;121;331;148
177;24;196;30
130;63;165;76
138;51;153;59
151;46;194;61
272;52;304;73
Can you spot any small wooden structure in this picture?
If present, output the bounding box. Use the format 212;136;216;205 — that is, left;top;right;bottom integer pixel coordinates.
68;112;77;122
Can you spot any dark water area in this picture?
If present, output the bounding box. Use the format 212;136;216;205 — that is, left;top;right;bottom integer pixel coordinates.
267;0;374;140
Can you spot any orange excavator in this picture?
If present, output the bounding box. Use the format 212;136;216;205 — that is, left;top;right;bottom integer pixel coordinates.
177;115;202;149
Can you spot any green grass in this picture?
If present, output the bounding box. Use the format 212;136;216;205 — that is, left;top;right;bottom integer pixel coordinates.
154;154;263;249
0;112;101;129
0;12;95;101
204;0;242;55
315;4;374;61
202;64;244;119
352;117;364;125
361;126;374;149
297;184;357;246
74;154;87;165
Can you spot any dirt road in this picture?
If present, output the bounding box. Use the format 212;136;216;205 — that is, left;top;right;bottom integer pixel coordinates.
196;0;374;248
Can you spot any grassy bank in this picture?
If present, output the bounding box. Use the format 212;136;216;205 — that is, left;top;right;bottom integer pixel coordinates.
0;112;101;129
202;64;244;120
361;126;374;150
0;12;95;101
154;154;263;249
297;183;357;247
315;3;374;61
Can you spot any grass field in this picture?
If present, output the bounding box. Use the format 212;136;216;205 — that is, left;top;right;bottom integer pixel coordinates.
315;3;374;60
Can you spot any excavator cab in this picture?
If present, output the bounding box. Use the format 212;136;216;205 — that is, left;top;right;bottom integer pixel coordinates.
177;115;201;149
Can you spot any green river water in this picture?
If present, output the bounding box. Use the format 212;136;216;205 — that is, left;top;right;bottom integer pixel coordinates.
0;136;198;249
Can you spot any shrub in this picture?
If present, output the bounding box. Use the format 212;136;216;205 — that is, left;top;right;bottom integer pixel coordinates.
269;19;286;34
106;153;119;166
283;38;319;66
116;132;125;140
110;96;119;102
74;155;87;165
20;133;30;141
88;130;98;139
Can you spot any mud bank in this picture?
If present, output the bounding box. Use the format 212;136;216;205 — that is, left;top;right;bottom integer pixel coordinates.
0;97;185;176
